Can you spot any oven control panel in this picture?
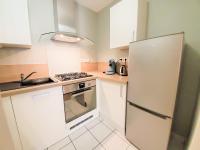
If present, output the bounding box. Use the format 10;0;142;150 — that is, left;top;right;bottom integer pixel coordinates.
62;80;96;94
79;83;85;89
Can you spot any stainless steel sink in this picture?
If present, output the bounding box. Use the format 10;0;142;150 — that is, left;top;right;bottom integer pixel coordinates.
21;78;54;86
0;81;22;91
0;78;55;91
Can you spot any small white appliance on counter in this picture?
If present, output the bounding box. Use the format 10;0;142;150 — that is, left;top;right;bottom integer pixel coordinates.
126;33;184;150
105;59;116;75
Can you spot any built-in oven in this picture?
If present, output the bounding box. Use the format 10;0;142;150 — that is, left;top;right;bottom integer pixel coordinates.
62;80;96;123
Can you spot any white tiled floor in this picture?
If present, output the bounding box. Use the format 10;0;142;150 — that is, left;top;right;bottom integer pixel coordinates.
90;122;112;142
48;117;138;150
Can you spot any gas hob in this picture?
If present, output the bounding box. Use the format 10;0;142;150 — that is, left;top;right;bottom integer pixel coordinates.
55;72;93;81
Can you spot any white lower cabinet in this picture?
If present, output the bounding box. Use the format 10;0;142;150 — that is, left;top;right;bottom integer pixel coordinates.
0;97;22;150
97;79;127;135
11;86;66;150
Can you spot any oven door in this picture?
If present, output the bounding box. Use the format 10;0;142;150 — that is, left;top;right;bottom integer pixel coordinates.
63;86;96;123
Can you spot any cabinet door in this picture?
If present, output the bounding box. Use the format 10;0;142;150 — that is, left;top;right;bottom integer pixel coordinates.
0;0;31;47
11;87;66;150
110;0;138;49
97;80;127;135
0;97;22;150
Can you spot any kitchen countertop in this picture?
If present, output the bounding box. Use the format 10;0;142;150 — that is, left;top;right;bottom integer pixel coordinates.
88;72;128;84
0;76;97;97
0;72;128;97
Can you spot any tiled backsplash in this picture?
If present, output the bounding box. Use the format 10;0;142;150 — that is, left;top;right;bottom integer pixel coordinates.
81;59;128;73
0;64;49;83
81;62;108;72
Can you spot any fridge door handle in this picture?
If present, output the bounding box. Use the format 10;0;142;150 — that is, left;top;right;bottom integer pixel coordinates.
128;101;171;120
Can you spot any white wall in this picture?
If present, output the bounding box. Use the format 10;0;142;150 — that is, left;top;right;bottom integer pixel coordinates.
0;0;97;74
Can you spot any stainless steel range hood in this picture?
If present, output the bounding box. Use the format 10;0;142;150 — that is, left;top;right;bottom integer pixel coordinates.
52;0;94;44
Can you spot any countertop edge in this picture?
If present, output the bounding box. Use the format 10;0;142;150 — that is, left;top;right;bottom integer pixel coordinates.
88;72;128;84
0;76;97;97
0;73;128;97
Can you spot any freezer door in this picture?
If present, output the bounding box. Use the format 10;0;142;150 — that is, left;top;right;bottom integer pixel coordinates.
127;33;183;117
126;102;172;150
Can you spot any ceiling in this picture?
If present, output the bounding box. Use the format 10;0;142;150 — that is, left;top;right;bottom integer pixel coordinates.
76;0;115;12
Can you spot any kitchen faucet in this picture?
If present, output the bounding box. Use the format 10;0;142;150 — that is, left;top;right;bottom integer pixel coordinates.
20;72;37;82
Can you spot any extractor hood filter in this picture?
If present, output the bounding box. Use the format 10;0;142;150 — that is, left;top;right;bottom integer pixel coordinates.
52;32;81;43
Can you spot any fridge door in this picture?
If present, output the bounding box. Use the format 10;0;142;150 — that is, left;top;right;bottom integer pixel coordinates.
127;33;183;117
126;102;172;150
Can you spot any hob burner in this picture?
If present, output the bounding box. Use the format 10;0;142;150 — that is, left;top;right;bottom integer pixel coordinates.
55;72;93;81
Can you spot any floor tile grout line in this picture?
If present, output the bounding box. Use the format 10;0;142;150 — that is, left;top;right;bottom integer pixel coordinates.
94;117;137;150
58;142;72;150
92;143;105;150
100;130;132;150
101;121;115;132
46;135;70;149
85;117;106;150
85;125;109;150
113;130;136;150
85;118;103;130
69;135;77;150
89;126;115;150
86;127;101;143
54;136;74;150
48;115;136;150
99;143;106;150
61;117;102;149
113;130;132;147
97;130;115;149
86;118;113;143
99;129;130;150
88;117;118;149
69;126;88;141
69;128;132;150
68;118;103;150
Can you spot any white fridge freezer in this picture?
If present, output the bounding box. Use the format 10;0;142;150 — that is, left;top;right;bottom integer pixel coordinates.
126;33;184;150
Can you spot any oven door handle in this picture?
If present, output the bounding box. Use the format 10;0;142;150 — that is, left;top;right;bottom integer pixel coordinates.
71;89;93;98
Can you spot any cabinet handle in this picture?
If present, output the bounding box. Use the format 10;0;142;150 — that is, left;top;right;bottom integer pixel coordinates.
32;92;49;99
120;85;123;98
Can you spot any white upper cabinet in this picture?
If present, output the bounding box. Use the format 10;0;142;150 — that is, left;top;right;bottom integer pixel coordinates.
0;0;31;48
11;87;66;150
110;0;147;49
